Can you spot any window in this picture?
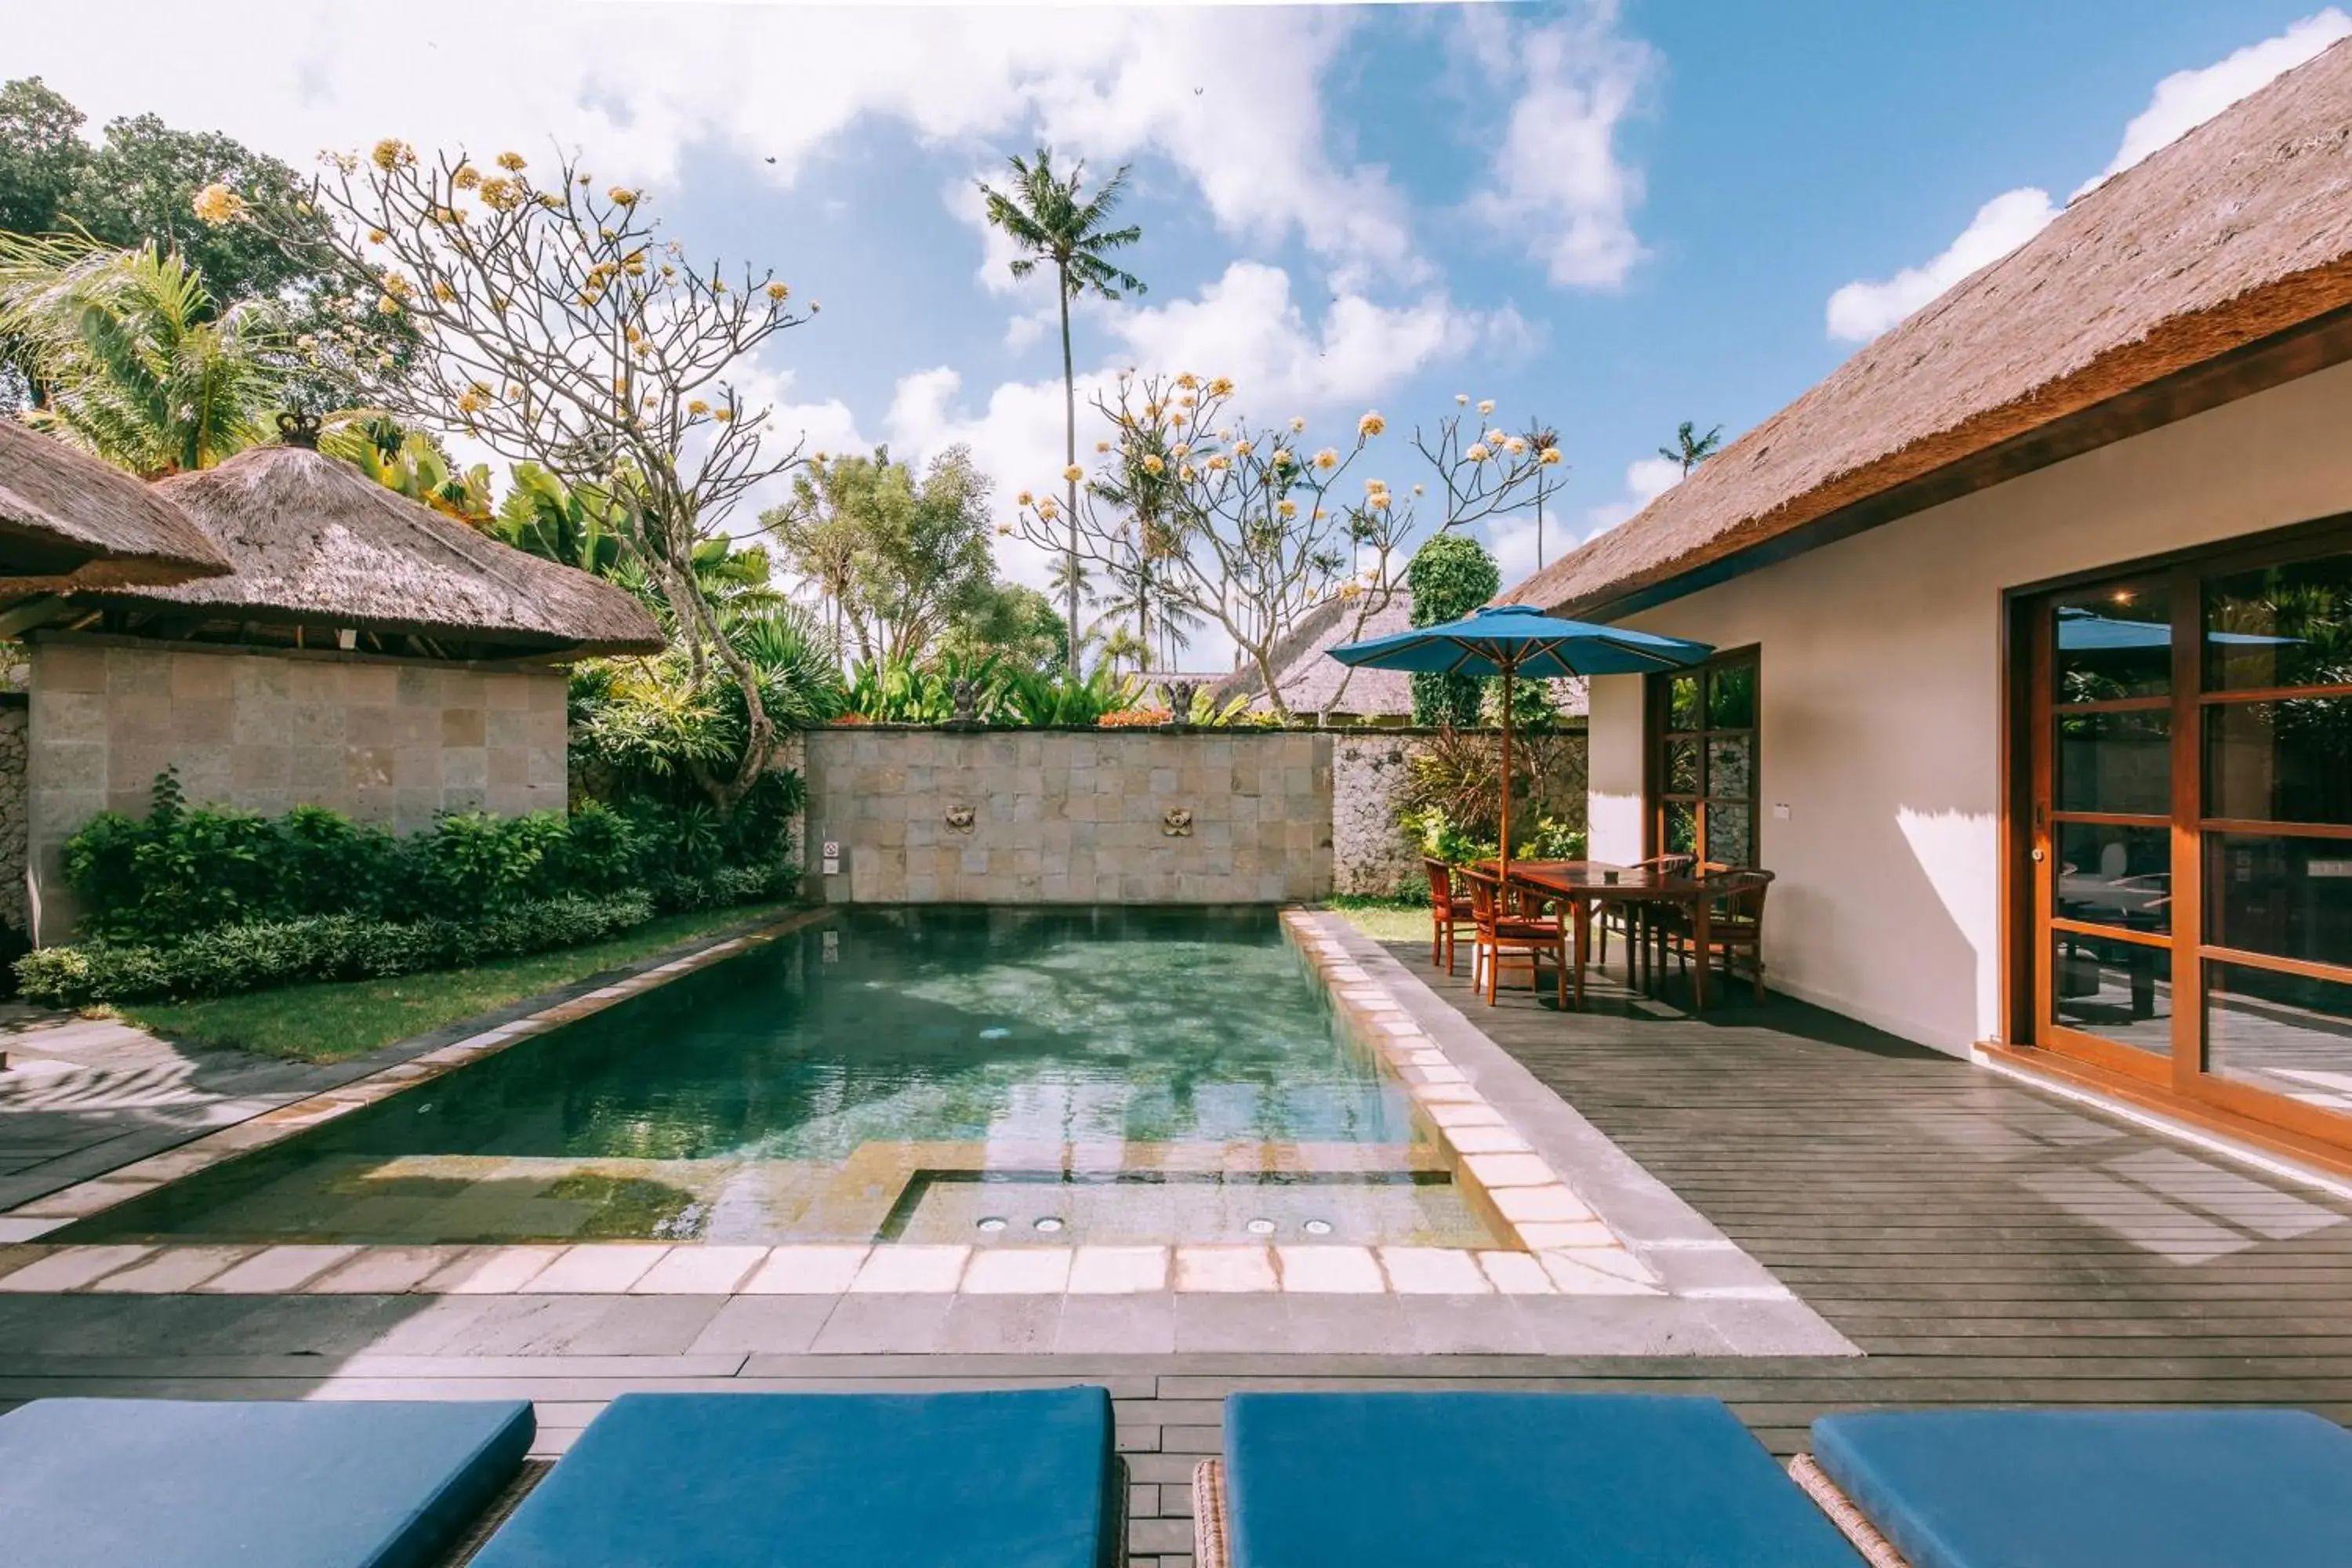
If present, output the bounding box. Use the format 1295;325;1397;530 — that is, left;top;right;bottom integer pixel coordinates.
1650;648;1759;867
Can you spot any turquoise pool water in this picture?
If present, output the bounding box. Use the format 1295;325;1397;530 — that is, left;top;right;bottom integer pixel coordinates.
64;907;1497;1247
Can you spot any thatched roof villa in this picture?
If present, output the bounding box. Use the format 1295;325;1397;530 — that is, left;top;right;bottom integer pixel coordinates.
13;432;665;942
0;419;230;595
1501;38;2352;1164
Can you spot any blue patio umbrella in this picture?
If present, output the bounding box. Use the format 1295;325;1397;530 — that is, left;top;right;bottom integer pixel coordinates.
1328;604;1714;864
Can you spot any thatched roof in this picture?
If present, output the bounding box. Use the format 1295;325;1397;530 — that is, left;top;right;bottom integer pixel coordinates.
0;419;232;593
1214;593;1417;717
78;444;663;657
1504;38;2352;619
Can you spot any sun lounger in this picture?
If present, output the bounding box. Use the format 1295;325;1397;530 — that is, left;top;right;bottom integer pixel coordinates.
467;1386;1123;1567
0;1396;535;1568
1193;1391;1861;1566
1792;1407;2352;1568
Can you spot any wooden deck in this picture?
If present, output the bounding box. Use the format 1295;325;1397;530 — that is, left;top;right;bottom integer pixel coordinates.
9;945;2352;1566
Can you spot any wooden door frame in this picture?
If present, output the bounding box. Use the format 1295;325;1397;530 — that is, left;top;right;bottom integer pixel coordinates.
1643;644;1762;865
1999;510;2352;1142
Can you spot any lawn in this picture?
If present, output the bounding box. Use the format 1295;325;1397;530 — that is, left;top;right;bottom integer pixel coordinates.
1327;895;1427;945
115;902;800;1065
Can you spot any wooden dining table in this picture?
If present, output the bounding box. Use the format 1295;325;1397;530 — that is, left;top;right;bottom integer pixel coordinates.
1504;859;1734;1011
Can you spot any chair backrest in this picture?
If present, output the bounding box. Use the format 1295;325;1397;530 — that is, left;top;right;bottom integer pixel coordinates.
1709;868;1774;922
1638;853;1697;875
1423;857;1457;909
1457;865;1504;926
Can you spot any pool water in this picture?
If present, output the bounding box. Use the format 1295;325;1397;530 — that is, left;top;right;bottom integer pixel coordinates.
64;907;1501;1248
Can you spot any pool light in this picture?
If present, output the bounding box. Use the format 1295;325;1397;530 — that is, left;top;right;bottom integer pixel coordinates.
1245;1218;1276;1236
1033;1217;1065;1234
977;1217;1007;1232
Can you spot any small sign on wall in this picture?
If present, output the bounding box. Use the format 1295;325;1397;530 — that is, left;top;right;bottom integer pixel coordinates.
822;840;841;877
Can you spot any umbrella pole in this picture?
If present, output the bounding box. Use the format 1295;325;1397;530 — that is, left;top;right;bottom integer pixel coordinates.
1498;659;1514;869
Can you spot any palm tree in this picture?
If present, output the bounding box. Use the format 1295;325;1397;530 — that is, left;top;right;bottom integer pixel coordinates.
1523;419;1560;569
0;232;287;477
977;147;1146;670
1659;420;1724;476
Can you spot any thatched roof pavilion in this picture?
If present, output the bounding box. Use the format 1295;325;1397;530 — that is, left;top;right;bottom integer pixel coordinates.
63;441;664;660
0;419;232;594
1504;37;2352;619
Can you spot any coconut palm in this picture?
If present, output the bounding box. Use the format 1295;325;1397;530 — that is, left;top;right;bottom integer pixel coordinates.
0;231;288;477
977;147;1146;670
1659;419;1723;475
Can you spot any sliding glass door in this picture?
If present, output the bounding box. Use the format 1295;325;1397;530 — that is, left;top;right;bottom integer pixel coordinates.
2021;519;2352;1133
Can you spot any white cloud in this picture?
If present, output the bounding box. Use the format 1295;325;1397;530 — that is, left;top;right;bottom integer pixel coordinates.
1824;12;2350;343
1464;3;1656;288
11;2;1414;274
2074;9;2351;197
1825;187;2059;343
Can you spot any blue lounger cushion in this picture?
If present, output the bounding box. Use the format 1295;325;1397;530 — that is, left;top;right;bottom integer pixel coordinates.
1812;1407;2352;1568
1222;1391;1860;1566
0;1396;535;1568
469;1387;1120;1568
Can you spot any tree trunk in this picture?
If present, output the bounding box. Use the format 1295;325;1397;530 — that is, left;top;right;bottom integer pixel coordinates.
1058;268;1079;675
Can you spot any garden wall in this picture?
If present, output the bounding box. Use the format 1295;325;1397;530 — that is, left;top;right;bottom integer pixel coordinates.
804;728;1333;904
24;636;568;942
0;697;27;941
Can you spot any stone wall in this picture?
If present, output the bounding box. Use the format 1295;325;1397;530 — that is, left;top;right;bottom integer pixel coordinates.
0;699;26;940
25;636;568;942
1329;726;1590;898
804;728;1332;904
1331;734;1421;897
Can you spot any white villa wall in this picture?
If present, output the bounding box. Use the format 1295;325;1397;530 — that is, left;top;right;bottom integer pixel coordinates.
1584;356;2352;1054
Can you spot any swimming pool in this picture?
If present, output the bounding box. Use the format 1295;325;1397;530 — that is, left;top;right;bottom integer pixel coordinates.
64;907;1502;1249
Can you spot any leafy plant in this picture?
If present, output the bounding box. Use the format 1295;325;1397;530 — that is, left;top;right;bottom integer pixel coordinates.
1406;534;1500;727
999;664;1140;727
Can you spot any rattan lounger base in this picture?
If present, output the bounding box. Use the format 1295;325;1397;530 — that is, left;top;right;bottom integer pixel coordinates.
1787;1454;1912;1568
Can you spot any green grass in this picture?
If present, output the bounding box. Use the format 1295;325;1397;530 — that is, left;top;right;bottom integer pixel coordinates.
112;902;801;1065
1325;894;1428;944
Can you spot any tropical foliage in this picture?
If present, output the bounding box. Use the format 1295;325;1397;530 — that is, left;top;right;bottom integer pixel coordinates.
0;231;288;475
1405;532;1501;726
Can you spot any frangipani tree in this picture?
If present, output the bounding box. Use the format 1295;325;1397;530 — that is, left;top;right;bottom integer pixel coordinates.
253;140;818;814
1011;372;1390;720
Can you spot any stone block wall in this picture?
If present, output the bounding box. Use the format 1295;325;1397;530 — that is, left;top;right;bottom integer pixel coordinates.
1330;726;1591;898
26;637;568;942
0;699;26;939
804;728;1332;904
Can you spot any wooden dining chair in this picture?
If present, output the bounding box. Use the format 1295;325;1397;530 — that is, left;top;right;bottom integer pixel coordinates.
1659;866;1775;1003
1459;865;1568;1007
1594;852;1693;971
1422;857;1475;976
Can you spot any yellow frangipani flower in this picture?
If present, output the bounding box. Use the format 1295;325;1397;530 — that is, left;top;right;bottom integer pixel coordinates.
1206;376;1234;397
1477;399;1495;416
1277;499;1298;519
1063;464;1084;483
1208;455;1231;471
766;281;789;302
1095;441;1111;453
1467;443;1491;462
366;228;387;244
713;408;734;422
1037;497;1060;520
1179;464;1197;482
496;151;528;171
1538;446;1563;466
1233;439;1253;457
1504;437;1526;455
609;187;640;206
1313;447;1339;470
1369;492;1391;510
1017;490;1035;506
1174;372;1199;390
376;295;401;315
1289;416;1306;432
371;139;413;170
191;183;246;224
688;399;711;416
1454;393;1469;405
1358;411;1385;438
1170;442;1190;459
451;164;481;190
1141;454;1166;474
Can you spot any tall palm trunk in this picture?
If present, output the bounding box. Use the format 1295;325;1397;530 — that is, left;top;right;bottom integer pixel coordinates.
1057;265;1079;673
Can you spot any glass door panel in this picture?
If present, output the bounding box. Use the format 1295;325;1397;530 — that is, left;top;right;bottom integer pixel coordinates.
2053;934;2172;1058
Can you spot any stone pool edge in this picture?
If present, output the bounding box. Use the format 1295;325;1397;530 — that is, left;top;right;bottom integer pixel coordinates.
0;906;836;1235
1291;908;1860;1358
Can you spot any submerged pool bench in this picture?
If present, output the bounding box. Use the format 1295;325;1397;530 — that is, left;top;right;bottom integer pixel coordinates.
1196;1392;2352;1568
0;1386;1123;1568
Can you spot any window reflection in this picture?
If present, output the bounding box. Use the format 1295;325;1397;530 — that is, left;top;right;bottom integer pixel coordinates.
2056;823;2172;934
2056;586;2171;702
2207;964;2352;1106
2204;554;2352;692
2204;834;2352;967
2205;699;2352;826
2057;709;2170;815
2053;935;2170;1054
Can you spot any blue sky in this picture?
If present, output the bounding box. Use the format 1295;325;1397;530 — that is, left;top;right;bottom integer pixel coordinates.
13;1;2347;666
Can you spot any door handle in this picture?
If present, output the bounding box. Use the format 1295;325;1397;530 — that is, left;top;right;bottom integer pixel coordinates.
2031;848;2045;862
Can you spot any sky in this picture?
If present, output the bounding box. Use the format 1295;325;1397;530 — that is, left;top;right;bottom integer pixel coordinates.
9;0;2348;670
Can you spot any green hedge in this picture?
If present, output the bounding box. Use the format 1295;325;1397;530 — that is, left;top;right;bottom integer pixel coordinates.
61;769;799;944
20;843;802;1009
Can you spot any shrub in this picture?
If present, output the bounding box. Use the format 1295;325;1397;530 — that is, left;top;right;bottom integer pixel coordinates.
1098;708;1170;728
16;892;658;1007
57;772;800;944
